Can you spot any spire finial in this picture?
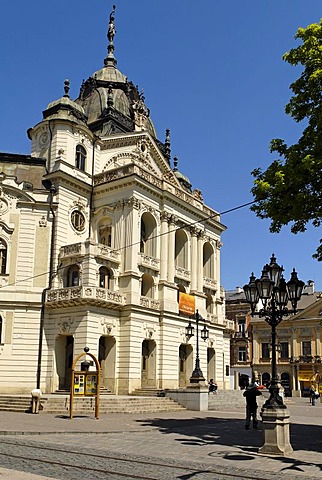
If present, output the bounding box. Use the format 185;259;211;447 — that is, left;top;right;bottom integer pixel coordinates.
104;5;117;67
173;156;178;172
63;79;70;97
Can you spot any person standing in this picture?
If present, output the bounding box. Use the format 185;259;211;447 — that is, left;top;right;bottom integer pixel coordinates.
310;385;317;406
243;383;262;429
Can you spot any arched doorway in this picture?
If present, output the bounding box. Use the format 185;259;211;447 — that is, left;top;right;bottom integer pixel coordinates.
179;344;193;387
207;348;216;383
262;372;271;387
55;335;74;390
141;340;156;387
281;372;291;397
98;336;116;392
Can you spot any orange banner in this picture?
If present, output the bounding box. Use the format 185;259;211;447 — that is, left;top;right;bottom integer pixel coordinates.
179;293;195;316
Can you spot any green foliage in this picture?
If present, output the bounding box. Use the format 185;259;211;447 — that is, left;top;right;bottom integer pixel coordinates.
251;20;322;260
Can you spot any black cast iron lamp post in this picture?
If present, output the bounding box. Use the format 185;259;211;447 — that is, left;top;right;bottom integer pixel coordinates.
243;254;304;408
186;309;209;383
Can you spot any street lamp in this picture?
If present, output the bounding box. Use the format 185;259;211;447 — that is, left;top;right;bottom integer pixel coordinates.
243;254;304;455
243;254;304;407
186;309;209;383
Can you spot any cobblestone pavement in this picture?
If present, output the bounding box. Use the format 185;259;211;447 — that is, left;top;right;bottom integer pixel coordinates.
0;396;321;479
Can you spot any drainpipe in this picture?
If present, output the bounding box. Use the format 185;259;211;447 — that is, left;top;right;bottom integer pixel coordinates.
36;182;56;389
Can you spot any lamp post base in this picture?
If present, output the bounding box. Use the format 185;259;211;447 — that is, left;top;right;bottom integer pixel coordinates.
259;406;293;456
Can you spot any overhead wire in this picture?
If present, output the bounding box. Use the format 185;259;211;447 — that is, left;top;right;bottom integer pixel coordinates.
0;199;257;289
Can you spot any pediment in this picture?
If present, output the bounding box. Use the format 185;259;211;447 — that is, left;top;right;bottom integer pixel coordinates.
292;296;322;321
101;135;182;187
0;183;36;211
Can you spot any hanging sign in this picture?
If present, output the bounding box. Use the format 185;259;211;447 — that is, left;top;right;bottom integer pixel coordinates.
179;293;195;316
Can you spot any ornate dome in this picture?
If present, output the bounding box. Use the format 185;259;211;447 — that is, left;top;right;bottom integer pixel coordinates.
74;6;156;138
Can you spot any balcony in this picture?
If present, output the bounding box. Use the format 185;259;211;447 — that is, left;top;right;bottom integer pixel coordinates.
138;253;160;272
207;313;219;325
289;355;321;364
59;242;120;264
233;331;248;339
45;286;126;309
174;266;191;281
223;319;235;332
140;296;160;310
203;276;217;291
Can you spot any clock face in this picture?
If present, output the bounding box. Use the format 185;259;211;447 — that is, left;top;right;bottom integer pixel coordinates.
71;210;85;232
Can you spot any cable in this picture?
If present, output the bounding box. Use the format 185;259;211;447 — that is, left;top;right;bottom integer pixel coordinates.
0;199;257;289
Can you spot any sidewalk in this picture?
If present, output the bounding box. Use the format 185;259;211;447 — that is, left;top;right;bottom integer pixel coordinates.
0;396;321;479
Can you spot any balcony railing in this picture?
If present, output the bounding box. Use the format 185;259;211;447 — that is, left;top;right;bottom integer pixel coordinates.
45;286;126;309
140;296;160;310
138;253;160;271
233;331;248;339
203;276;217;290
289;355;321;364
59;242;120;264
174;266;191;281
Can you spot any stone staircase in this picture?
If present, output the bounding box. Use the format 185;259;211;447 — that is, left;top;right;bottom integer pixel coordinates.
131;387;166;397
208;389;248;411
0;394;185;414
208;388;273;411
0;395;33;413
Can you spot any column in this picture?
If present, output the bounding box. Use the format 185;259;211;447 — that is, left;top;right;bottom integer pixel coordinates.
160;211;169;282
167;215;176;283
124;197;140;273
190;227;198;291
196;232;203;292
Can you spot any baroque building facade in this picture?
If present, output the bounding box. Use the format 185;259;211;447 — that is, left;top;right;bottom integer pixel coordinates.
0;9;231;394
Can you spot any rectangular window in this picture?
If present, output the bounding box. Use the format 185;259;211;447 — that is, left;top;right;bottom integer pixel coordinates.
302;341;311;356
238;346;246;362
280;342;289;359
238;317;246;335
261;342;270;359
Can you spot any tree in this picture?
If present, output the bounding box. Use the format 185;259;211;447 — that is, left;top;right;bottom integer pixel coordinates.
251;21;322;261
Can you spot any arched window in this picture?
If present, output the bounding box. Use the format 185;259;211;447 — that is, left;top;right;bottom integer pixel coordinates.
140;212;157;256
177;284;186;303
206;293;213;313
203;242;214;278
66;265;80;287
99;267;112;289
75;144;86;171
99;225;112;247
0;316;2;344
141;273;153;298
0;239;7;275
175;229;188;269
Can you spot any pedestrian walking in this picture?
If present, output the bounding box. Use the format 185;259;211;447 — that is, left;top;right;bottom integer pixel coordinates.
243;383;262;429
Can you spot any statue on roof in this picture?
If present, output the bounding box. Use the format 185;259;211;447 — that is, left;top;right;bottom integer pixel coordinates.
108;5;116;43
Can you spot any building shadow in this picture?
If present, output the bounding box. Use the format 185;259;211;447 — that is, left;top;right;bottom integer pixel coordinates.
137;416;322;475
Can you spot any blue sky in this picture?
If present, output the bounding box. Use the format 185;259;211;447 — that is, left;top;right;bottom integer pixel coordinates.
1;1;321;291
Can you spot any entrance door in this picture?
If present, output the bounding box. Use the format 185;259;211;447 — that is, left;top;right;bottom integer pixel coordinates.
179;344;193;387
141;340;156;387
55;335;74;390
98;336;116;392
281;372;291;397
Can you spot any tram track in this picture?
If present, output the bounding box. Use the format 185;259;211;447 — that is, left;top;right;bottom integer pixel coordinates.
0;438;296;480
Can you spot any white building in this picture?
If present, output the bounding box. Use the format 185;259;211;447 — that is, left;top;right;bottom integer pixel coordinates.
0;8;231;394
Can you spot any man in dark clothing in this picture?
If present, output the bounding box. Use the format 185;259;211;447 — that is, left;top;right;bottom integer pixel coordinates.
243;383;262;429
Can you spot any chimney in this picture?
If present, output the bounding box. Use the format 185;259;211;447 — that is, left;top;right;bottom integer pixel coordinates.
303;280;315;295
